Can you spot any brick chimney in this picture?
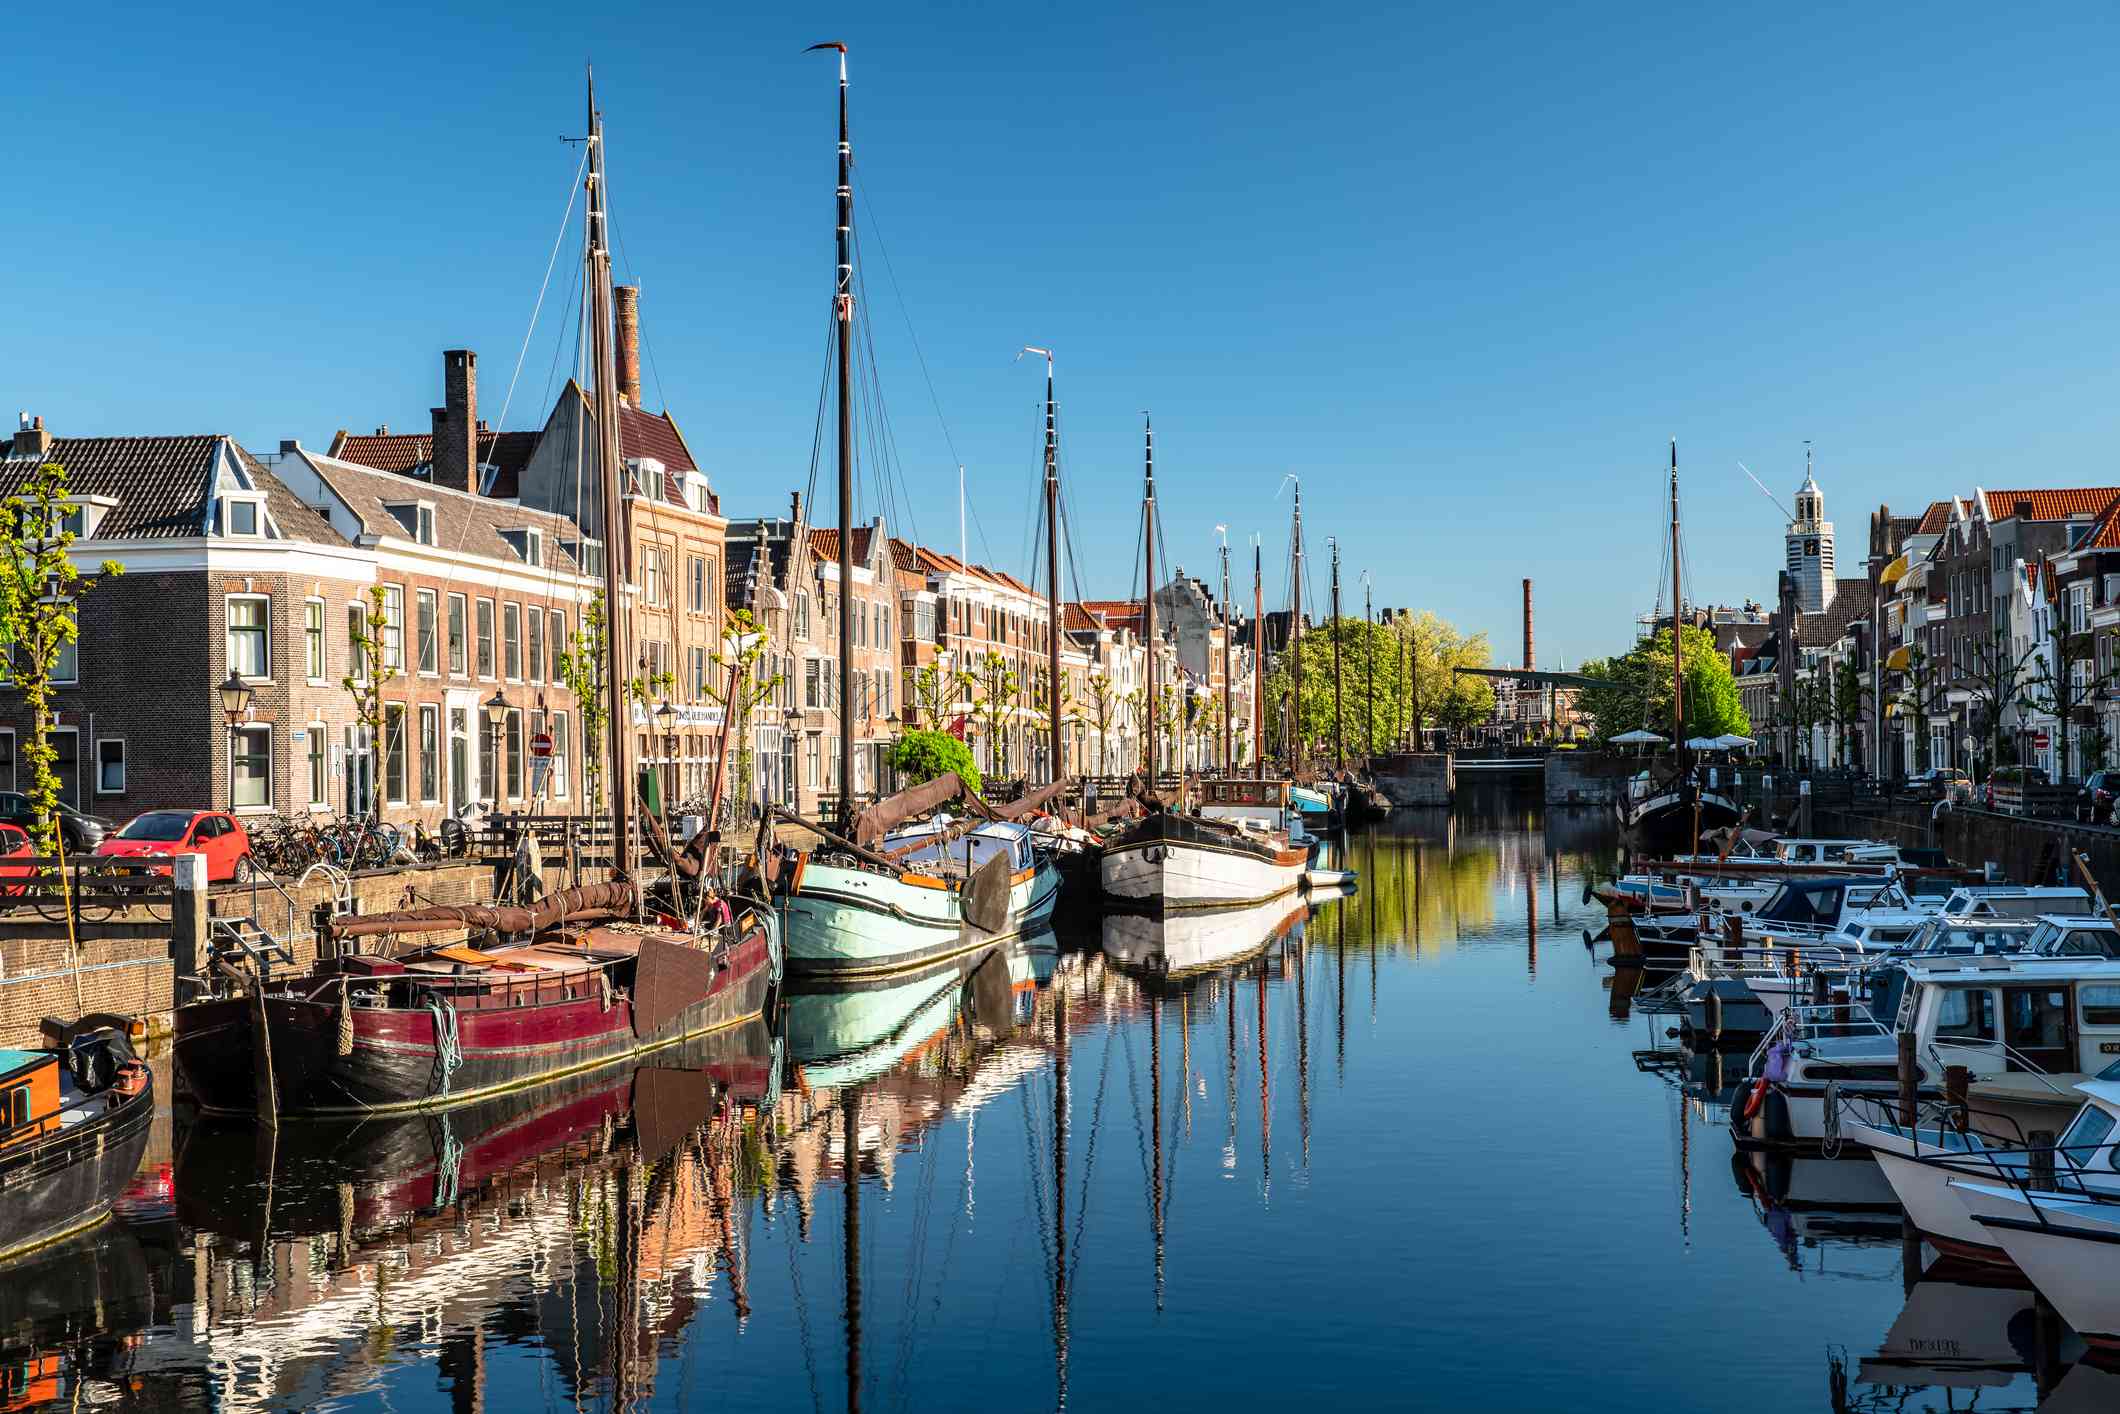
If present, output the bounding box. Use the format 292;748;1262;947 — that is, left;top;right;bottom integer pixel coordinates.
430;349;478;494
11;414;50;459
614;285;643;409
1522;577;1535;671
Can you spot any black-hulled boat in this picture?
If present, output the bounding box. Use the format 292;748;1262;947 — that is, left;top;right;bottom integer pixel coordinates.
0;1032;154;1262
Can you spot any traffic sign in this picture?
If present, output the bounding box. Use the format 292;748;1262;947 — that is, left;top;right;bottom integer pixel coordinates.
530;732;554;758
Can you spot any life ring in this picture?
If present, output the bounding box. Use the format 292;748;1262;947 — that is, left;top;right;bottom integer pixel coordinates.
1741;1077;1770;1123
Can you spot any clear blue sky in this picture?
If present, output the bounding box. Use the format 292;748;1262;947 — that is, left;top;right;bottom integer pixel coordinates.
9;3;2120;664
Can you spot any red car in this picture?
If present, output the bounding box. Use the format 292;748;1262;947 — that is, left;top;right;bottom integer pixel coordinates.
95;810;256;883
0;823;33;897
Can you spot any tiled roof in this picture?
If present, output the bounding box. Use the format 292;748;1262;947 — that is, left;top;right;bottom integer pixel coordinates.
0;435;343;545
888;536;921;572
1063;602;1098;632
1980;488;2120;523
326;428;541;499
563;384;712;510
2075;494;2120;551
1913;500;1954;536
299;451;584;573
807;526;877;566
1795;581;1873;648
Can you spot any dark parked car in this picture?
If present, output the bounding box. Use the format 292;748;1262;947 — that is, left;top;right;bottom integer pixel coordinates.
1907;767;1972;799
2079;770;2120;824
0;791;109;853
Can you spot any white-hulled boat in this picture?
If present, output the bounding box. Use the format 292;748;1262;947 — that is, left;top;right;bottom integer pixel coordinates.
1949;1177;2120;1356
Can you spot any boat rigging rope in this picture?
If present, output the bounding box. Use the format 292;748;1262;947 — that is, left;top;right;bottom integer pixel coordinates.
426;993;464;1098
435;1108;463;1211
335;976;354;1057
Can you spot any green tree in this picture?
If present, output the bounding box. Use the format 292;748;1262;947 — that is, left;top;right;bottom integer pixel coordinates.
709;608;783;818
1832;657;1873;770
969;652;1019;778
341;583;399;818
1960;626;2041;776
556;591;609;812
1577;625;1748;744
888;728;982;797
1085;670;1120;774
0;462;121;854
1265;615;1482;755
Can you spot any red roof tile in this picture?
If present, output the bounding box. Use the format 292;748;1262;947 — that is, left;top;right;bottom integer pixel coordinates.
1914;500;1953;536
2073;494;2120;550
327;428;540;499
1980;488;2120;522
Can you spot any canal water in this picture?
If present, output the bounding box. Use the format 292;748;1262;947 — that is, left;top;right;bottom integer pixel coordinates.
11;793;2106;1411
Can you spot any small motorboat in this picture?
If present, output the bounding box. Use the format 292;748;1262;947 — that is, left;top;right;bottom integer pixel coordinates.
1303;867;1357;890
0;1028;154;1262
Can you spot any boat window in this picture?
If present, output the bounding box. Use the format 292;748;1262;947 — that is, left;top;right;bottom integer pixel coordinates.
1934;988;1998;1046
3;1084;25;1129
2057;1103;2116;1170
2056;929;2120;958
2003;987;2072;1054
2083;985;2120;1027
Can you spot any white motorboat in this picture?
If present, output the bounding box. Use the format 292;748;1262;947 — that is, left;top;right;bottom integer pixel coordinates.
1949;1177;2120;1356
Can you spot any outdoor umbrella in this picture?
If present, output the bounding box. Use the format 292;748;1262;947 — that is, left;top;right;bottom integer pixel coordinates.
1684;736;1726;750
1610;729;1666;745
1713;734;1756;749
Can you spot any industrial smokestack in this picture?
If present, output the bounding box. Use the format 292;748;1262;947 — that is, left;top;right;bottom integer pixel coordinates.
614;285;642;408
1522;577;1535;671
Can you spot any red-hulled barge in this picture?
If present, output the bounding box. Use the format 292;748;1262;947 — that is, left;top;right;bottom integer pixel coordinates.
174;884;777;1118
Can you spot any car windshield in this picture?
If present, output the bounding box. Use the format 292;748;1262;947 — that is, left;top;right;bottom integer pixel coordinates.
115;811;192;842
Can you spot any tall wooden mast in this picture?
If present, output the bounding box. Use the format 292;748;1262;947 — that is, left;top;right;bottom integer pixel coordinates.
1290;481;1303;767
1143;417;1158;779
585;70;635;877
1219;531;1232;773
1252;536;1264;772
810;41;857;834
1029;347;1062;786
1670;439;1685;762
1329;537;1344;769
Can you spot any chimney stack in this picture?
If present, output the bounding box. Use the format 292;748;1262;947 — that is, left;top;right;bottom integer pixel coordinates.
11;414;50;460
1522;577;1535;671
431;350;479;494
614;285;643;409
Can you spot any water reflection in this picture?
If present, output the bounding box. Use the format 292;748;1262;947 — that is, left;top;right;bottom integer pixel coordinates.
26;802;2120;1410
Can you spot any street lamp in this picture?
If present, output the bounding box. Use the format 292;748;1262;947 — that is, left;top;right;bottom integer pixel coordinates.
219;670;253;813
484;689;509;809
654;698;678;818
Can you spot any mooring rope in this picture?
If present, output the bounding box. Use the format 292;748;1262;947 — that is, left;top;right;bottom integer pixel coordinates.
426;993;463;1098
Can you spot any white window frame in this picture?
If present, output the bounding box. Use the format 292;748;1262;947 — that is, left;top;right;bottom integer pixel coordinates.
525;528;543;568
527;606;544;686
502;602;522;682
229;722;274;812
475;598;496;680
219;494;266;538
417;702;440;805
416;588;440;676
227;593;271;682
94;737;125;796
551;709;570;798
383;702;408;805
306;722;328;807
381;584;406;672
304;597;327;683
447;592;469;677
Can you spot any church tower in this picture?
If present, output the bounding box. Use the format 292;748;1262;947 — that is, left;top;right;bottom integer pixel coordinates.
1784;445;1835;613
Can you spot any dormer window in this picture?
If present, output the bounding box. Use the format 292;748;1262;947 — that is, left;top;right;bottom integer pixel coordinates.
218;494;266;538
498;527;545;566
626;457;665;501
559;536;603;578
386;501;438;547
682;471;713;514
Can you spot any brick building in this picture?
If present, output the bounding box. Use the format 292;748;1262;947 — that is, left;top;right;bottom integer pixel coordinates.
263;444;600;827
0;420;374;820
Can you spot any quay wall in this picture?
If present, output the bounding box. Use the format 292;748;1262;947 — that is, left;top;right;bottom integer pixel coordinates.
0;856;604;1048
1544;751;1635;805
1934;808;2120;891
1374;753;1453;806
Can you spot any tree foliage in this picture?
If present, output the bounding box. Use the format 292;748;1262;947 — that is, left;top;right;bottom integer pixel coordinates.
0;462;121;854
1263;612;1495;758
889;728;982;797
1577;625;1749;743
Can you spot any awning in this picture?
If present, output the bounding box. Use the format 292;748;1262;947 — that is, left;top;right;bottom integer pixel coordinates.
1885;644;1912;671
1880;552;1911;587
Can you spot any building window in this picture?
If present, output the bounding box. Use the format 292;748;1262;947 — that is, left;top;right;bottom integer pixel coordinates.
505;708;525;800
476;598;496;678
52;622;77;686
550;611;567;683
221;496;263;537
479;710;497;803
416;589;439;674
447;593;468;676
418;703;439;803
231;724;272;808
503;602;522;680
95;738;124;795
528;608;544;685
795;592;811;639
386;501;437;546
805;658;822;709
381;585;406;671
347;603;367;684
305;599;326;681
228;595;270;680
551;710;570;797
449;707;469;810
525;528;543;567
689;555;706;613
383;703;407;804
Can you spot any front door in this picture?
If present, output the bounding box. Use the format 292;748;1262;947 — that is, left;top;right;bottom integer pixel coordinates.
2002;985;2076;1074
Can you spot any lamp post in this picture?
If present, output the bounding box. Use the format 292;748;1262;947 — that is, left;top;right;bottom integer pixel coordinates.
483;689;508;809
218;671;253;814
654;698;678;822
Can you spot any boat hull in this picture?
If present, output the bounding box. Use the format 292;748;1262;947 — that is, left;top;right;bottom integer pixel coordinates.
0;1072;154;1263
1960;1184;2120;1350
781;859;1060;979
1849;1119;2015;1263
1099;813;1306;914
1619;787;1739;856
176;926;775;1117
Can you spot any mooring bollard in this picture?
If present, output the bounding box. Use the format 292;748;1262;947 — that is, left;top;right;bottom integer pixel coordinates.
171;852;208;981
2030;1130;2058;1192
1945;1065;1970;1134
1898;1030;1919;1129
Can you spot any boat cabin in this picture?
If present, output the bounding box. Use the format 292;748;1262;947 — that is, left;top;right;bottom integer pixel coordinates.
1896;956;2120;1081
1745;876;1909;936
1936;886;2095;919
886;819;1036;879
1776;839;1893;866
2021;916;2120;957
0;1050;58;1150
